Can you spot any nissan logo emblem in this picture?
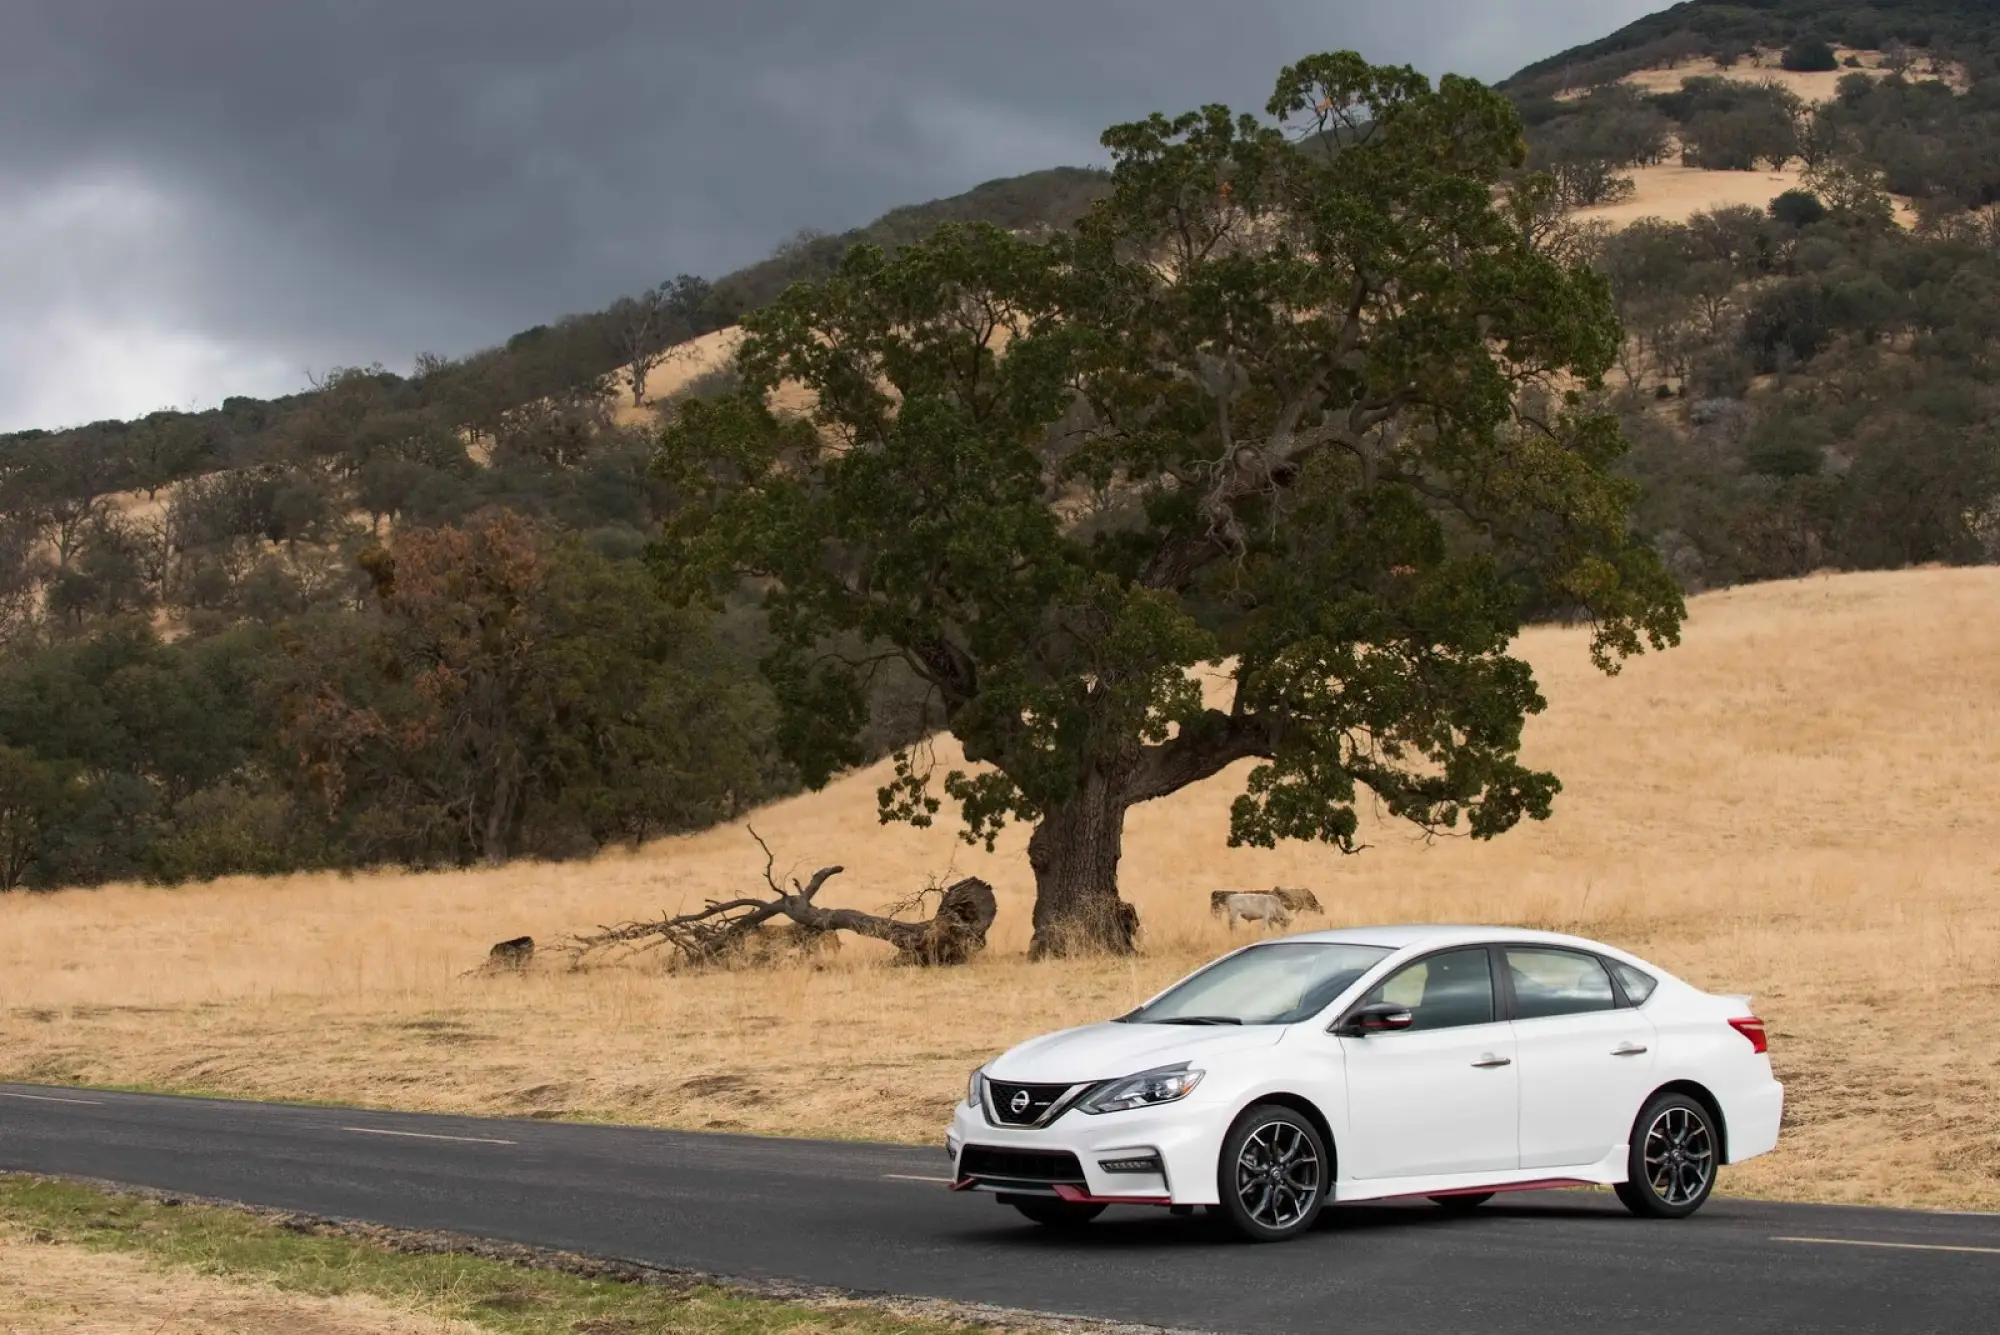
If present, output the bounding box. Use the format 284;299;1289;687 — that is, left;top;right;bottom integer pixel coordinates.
1009;1090;1032;1116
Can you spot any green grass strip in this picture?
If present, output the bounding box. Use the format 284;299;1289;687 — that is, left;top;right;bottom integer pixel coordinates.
0;1174;1004;1335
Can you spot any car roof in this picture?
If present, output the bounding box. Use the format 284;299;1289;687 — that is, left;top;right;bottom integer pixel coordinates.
1275;924;1626;955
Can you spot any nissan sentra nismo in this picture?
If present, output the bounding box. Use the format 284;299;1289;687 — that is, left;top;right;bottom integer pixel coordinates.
948;926;1781;1242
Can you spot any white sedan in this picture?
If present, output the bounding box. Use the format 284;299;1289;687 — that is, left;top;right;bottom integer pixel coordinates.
948;925;1782;1242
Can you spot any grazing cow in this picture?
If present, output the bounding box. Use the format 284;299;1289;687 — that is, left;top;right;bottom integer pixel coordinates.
1211;892;1291;931
1269;886;1324;914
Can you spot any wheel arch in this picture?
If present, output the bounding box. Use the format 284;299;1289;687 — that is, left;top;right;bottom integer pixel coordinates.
1231;1092;1339;1177
1646;1079;1730;1163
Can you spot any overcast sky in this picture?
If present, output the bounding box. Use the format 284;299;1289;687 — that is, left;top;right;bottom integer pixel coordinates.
0;0;1671;432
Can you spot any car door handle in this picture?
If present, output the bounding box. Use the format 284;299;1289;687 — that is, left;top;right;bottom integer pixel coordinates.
1611;1043;1649;1056
1471;1055;1513;1068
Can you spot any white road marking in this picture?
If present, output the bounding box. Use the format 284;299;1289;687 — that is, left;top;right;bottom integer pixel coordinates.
1773;1236;2000;1257
882;1174;956;1184
340;1126;515;1146
0;1090;104;1106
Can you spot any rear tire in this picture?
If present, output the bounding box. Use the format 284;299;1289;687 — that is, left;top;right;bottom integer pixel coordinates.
1615;1092;1719;1219
1428;1192;1494;1214
1006;1197;1106;1230
1213;1103;1329;1243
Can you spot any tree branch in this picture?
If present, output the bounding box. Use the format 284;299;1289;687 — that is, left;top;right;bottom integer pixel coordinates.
1122;708;1273;806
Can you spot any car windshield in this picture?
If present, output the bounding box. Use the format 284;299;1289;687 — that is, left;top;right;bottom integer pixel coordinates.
1121;942;1394;1026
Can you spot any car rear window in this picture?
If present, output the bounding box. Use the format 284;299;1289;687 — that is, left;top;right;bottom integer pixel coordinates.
1608;959;1659;1005
1505;947;1618;1020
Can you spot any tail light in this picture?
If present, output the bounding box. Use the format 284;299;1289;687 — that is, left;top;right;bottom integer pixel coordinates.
1729;1016;1768;1054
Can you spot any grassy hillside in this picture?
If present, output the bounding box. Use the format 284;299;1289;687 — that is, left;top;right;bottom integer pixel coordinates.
0;7;1996;895
5;568;1997;1209
1506;0;1999;94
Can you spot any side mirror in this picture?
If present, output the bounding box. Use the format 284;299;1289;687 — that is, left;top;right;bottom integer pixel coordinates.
1337;1003;1415;1037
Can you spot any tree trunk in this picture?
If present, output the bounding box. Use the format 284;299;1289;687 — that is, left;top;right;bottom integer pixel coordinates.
1027;770;1138;959
480;759;518;865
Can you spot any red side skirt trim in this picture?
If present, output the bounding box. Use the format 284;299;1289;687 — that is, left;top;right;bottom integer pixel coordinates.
1394;1177;1593;1200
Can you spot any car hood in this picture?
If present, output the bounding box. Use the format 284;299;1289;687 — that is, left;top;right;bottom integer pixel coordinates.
985;1020;1286;1084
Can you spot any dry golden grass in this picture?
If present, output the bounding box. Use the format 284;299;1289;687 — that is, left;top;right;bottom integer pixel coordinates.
4;567;2000;1210
1576;161;1921;231
1560;46;1968;105
0;1225;480;1335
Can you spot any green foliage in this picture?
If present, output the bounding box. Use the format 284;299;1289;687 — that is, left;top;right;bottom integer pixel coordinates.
1783;37;1842;71
0;744;85;888
1597;192;2000;589
1526;87;1665;206
657;52;1683;947
1670;79;1807;170
0;515;790;889
276;511;783;868
1771;188;1832;227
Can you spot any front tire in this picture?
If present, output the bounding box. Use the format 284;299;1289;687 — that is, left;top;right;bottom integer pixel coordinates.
1616;1092;1719;1219
1213;1103;1329;1242
1006;1197;1106;1230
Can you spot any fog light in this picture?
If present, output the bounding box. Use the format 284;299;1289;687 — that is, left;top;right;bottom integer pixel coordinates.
1098;1154;1164;1174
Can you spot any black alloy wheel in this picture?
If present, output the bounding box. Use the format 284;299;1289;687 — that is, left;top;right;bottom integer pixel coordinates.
1616;1092;1719;1219
1213;1103;1329;1242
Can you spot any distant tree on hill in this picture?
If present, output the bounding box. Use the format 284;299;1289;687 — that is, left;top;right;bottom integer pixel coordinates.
611;275;711;407
128;412;216;499
1529;84;1670;207
0;436;123;571
657;52;1685;955
1782;39;1841;73
1681;95;1804;170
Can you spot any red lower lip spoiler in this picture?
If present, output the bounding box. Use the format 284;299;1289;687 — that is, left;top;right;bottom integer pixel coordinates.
949;1178;1170;1205
1052;1184;1172;1205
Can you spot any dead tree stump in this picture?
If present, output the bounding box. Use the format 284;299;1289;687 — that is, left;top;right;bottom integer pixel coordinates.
487;937;534;971
559;830;1002;970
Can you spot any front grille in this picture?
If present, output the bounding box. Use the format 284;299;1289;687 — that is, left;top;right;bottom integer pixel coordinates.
959;1145;1087;1185
986;1080;1080;1126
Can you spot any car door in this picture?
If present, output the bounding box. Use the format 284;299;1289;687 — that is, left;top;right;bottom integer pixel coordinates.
1502;946;1661;1170
1338;947;1520;1179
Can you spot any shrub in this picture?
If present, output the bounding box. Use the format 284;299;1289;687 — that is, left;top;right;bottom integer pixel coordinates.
1770;189;1830;228
1742;279;1833;372
1782;39;1840;73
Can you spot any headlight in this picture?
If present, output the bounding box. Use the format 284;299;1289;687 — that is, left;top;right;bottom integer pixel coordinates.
967;1066;986;1107
1080;1063;1204;1115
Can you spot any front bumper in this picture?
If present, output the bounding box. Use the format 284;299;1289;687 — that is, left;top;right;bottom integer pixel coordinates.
946;1096;1231;1206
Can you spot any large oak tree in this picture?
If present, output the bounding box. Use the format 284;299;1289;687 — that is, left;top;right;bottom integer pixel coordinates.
654;54;1685;956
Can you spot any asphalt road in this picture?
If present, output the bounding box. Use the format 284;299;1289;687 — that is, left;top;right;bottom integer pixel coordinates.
3;1082;1996;1334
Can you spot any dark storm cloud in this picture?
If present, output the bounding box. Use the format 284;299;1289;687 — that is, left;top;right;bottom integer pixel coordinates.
0;0;1670;429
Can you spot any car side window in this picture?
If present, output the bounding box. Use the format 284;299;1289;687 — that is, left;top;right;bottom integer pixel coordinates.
1505;947;1618;1020
1608;959;1659;1006
1361;948;1495;1032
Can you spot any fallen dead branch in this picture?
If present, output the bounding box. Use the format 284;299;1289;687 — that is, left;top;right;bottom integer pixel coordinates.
559;827;997;969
